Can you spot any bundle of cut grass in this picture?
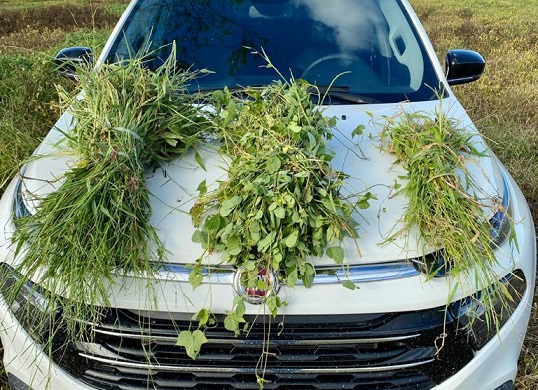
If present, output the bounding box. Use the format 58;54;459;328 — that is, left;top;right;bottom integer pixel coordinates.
190;79;363;320
11;50;208;338
381;109;513;326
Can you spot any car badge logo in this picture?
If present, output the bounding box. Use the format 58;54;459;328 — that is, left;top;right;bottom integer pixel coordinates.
233;266;280;304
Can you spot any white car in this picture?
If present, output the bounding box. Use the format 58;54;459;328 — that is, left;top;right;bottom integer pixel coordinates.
0;0;535;389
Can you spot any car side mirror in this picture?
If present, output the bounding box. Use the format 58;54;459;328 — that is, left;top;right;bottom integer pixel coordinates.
445;49;485;86
53;47;93;80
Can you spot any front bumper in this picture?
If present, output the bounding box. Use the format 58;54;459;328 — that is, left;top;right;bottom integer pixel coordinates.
0;278;533;390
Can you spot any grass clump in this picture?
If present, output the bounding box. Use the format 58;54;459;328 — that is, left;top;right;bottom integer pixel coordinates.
11;50;208;339
380;108;513;325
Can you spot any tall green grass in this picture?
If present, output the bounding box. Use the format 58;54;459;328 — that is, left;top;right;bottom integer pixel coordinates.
10;51;208;343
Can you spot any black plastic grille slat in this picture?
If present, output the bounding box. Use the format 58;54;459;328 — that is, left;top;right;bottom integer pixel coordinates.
52;307;474;389
80;366;436;390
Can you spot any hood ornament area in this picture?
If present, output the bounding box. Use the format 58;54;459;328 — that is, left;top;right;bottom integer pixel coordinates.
233;266;280;305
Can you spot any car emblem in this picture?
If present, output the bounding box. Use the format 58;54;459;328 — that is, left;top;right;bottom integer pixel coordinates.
233;266;280;304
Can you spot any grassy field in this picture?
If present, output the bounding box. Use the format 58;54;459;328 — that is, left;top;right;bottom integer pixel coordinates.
0;0;537;388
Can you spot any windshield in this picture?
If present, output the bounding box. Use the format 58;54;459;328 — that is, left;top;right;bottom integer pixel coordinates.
106;0;441;103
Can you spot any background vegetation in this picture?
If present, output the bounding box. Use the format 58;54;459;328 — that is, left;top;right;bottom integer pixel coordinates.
0;0;536;388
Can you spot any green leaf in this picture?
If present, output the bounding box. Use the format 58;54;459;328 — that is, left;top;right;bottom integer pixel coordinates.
356;198;371;210
342;280;357;290
249;220;261;233
326;246;344;264
272;251;283;269
302;271;315;289
228;246;242;256
224;314;240;335
289;123;302;133
285;230;299;248
220;195;242;217
294;171;309;178
357;192;376;210
226;236;241;249
223;99;237;126
193;308;210;327
326;225;335;243
194;150;206;171
206;214;224;231
188;268;204;289
196;180;207;195
266;295;281;317
176;330;208;360
99;205;113;220
351;124;365;138
266;156;281;174
274;206;286;219
212;89;225;102
286;266;298;287
306;132;317;150
235;298;246;317
192;230;203;243
258;232;274;252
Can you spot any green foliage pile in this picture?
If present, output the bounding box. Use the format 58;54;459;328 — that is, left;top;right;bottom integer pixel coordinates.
381;109;513;323
11;51;208;338
190;79;364;320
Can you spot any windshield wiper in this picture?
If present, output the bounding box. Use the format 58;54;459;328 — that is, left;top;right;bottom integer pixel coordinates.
309;86;381;104
196;85;381;104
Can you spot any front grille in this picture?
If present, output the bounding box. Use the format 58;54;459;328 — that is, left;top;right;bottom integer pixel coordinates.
53;307;474;389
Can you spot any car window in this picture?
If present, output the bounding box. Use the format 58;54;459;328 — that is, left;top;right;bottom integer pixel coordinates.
106;0;441;103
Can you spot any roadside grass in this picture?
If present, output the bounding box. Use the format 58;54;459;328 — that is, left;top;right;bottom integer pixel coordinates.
0;2;123;192
0;0;537;388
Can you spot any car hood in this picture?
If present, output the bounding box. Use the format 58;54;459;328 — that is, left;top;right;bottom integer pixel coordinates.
20;98;505;266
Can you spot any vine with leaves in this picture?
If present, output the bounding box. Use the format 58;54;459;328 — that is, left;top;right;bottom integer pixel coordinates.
182;75;372;351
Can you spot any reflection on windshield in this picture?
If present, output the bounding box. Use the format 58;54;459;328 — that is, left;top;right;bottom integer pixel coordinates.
295;0;382;54
106;0;440;103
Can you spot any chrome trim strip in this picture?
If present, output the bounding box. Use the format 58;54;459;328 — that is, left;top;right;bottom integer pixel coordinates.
91;328;420;345
79;353;435;374
152;261;419;285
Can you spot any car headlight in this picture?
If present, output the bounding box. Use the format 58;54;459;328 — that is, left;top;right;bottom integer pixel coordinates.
488;172;512;248
0;263;58;344
449;269;526;350
13;168;32;220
